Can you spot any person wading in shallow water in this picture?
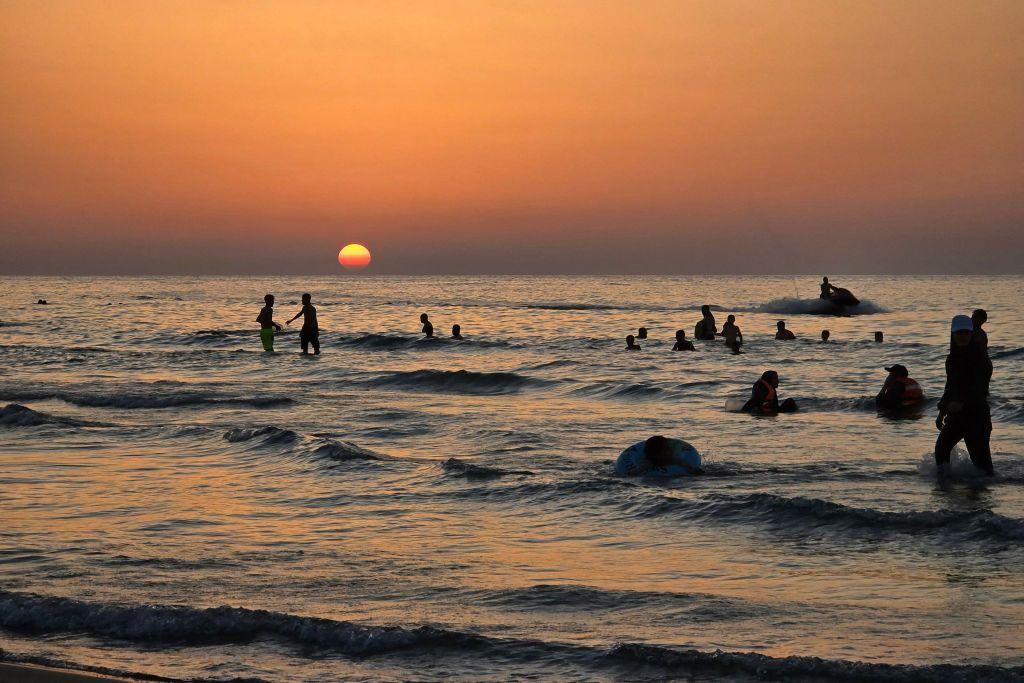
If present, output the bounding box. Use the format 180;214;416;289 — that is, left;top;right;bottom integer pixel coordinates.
694;305;717;340
286;293;320;355
256;294;282;352
420;313;434;338
935;315;994;476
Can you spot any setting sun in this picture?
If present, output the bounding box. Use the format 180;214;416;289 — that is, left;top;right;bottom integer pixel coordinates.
338;244;371;271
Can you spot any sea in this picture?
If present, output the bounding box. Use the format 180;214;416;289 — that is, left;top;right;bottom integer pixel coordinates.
1;275;1022;682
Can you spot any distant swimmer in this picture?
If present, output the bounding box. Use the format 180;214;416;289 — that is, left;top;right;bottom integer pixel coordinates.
875;331;884;343
935;315;994;476
819;277;834;300
820;330;830;343
720;314;743;354
775;320;796;340
971;309;988;354
615;435;704;477
256;294;282;352
694;305;717;340
742;370;798;414
672;329;695;351
36;299;48;305
637;327;648;340
420;313;434;338
875;364;923;411
286;293;319;355
451;324;463;339
625;334;641;350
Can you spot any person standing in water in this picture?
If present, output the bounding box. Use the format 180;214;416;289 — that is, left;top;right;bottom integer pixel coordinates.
935;315;994;476
720;314;743;354
637;327;648;340
256;294;282;353
420;313;434;338
775;320;796;340
694;305;717;340
451;324;463;339
820;330;831;343
672;329;695;351
971;309;988;354
625;334;641;350
286;293;320;355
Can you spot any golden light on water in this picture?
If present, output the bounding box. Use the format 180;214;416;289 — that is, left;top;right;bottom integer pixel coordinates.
338;244;371;271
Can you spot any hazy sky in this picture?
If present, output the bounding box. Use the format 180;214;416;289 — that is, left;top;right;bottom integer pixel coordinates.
2;1;1022;274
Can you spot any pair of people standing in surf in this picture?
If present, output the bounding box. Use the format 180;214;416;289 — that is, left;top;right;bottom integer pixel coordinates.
256;293;320;354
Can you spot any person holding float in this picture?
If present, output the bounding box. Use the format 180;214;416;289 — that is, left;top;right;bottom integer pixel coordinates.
935;315;994;476
615;435;704;477
875;364;923;411
742;370;798;414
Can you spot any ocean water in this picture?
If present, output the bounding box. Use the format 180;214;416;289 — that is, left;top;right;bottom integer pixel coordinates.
1;275;1023;682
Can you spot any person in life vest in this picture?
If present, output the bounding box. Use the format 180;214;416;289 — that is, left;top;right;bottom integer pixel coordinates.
741;370;797;414
875;364;924;410
694;305;717;340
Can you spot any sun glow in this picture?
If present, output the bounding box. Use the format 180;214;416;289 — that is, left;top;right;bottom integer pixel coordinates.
338;244;371;271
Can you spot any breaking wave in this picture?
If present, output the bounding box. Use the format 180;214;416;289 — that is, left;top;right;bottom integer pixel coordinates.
1;591;1021;682
0;386;292;410
366;369;552;395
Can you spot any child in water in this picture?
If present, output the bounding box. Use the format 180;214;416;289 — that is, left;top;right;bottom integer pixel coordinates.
720;315;743;354
256;294;282;352
672;329;695;351
420;313;434;338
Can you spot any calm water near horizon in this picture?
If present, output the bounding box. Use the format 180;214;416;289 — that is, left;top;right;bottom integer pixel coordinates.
1;275;1023;682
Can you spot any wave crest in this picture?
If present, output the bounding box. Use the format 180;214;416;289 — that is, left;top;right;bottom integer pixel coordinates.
367;369;550;395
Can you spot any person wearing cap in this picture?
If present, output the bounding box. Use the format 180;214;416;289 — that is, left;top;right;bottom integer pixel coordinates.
935;314;994;476
875;364;923;411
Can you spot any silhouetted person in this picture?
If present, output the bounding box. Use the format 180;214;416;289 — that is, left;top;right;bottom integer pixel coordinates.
256;294;282;352
742;370;797;414
819;277;834;300
775;320;795;340
618;435;704;476
971;308;988;355
637;327;648;340
672;329;695;351
935;315;993;476
694;305;717;340
625;334;641;350
720;314;743;354
451;324;463;339
286;293;319;355
875;364;923;411
820;330;830;343
420;313;434;338
874;331;884;343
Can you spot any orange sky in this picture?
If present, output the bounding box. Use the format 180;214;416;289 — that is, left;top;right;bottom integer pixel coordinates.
1;1;1022;273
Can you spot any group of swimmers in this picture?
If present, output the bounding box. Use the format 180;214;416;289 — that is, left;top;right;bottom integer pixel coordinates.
626;308;995;478
255;289;996;478
625;306;865;355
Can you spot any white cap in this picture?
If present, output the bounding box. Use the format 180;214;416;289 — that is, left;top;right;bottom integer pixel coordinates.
951;315;973;333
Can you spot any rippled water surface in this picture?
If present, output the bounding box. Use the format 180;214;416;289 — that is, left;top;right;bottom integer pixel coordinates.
1;276;1023;682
